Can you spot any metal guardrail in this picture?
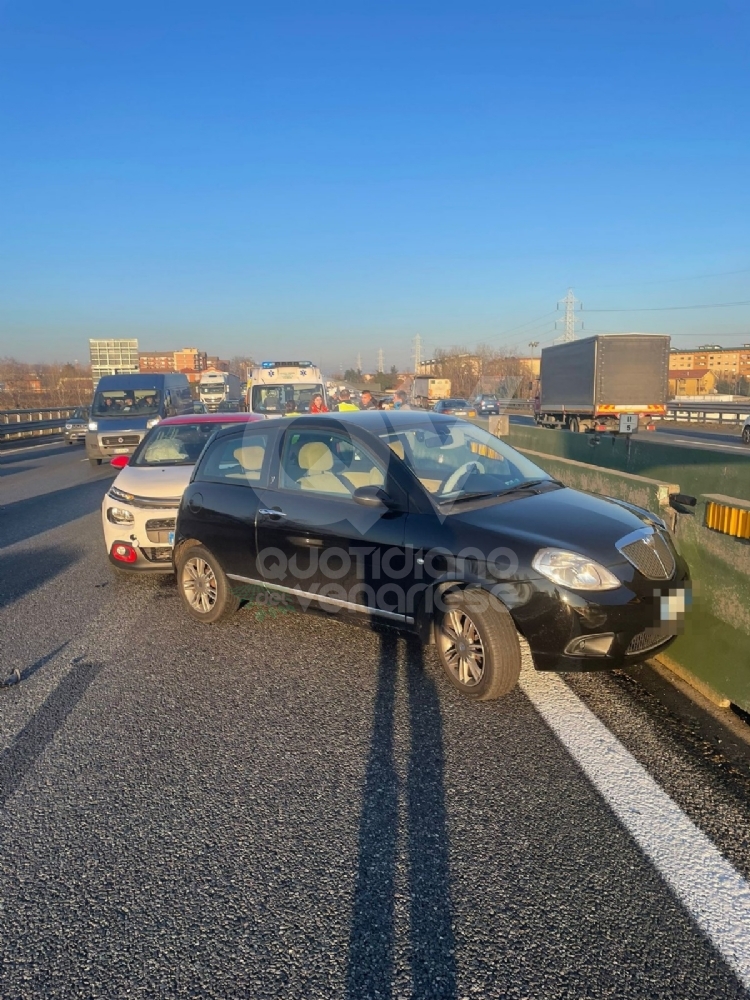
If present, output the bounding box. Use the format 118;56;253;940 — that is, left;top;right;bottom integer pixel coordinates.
658;401;750;426
0;407;78;441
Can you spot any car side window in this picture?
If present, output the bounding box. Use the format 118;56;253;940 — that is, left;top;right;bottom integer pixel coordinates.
280;429;386;497
197;431;271;488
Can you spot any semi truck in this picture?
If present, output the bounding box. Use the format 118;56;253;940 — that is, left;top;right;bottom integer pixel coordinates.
412;377;451;409
199;371;242;411
534;334;670;433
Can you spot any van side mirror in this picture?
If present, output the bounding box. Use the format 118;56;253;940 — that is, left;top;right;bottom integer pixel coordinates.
110;455;129;469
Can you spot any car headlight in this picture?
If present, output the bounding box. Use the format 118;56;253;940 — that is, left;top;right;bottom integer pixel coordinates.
146;417;160;429
88;420;98;431
532;548;620;591
65;423;73;430
106;506;135;525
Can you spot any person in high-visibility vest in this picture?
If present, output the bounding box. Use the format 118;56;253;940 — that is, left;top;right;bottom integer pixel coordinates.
335;389;360;412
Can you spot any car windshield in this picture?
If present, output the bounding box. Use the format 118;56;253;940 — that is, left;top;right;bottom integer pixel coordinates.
251;383;324;414
73;407;88;419
379;419;552;501
92;389;161;416
132;422;232;466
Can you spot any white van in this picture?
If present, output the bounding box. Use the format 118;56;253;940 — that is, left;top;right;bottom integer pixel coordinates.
247;361;327;416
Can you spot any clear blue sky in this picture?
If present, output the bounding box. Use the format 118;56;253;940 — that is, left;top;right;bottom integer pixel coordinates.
1;0;749;370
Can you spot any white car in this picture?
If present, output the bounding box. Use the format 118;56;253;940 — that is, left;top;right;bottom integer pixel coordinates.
102;413;263;573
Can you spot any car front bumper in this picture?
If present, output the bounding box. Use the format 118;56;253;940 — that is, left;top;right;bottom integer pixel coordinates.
101;494;178;573
506;568;691;672
87;430;146;460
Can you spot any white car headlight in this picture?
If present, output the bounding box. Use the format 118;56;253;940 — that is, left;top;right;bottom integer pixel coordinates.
146;417;160;429
106;506;135;525
65;423;73;430
88;420;98;431
532;548;620;591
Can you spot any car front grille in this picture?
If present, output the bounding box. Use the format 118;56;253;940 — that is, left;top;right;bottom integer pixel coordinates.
145;518;176;544
618;530;675;581
626;628;673;655
102;435;141;446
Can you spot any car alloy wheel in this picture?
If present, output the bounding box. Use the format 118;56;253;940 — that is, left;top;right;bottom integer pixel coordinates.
438;609;486;687
182;555;218;614
743;426;750;444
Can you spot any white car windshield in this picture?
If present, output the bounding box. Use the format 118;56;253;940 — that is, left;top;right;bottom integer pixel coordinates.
379;420;552;501
133;423;230;466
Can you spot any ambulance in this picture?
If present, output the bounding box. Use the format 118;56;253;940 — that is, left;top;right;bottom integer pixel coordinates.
246;361;327;416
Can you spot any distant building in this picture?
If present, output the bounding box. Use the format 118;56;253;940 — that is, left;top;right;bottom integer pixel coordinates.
669;345;750;379
89;338;139;386
206;355;231;373
174;347;208;373
139;351;176;373
519;356;541;378
668;368;717;397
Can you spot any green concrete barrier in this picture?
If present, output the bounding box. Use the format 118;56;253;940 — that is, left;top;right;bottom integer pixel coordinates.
511;445;750;713
506;423;750;501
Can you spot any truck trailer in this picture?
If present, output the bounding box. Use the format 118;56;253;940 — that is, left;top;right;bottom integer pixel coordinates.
534;334;670;432
412;377;451;408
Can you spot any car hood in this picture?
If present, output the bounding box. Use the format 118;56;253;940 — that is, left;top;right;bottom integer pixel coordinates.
451;486;657;565
112;464;194;499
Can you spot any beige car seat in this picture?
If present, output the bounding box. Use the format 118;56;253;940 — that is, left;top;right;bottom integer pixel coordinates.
297;442;351;494
228;444;265;481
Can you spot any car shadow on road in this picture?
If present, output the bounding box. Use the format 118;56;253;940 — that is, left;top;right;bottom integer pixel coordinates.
0;544;81;610
346;632;457;1000
0;477;114;549
0;657;104;807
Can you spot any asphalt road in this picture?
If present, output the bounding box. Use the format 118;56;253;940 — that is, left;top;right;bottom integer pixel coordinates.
2;440;750;999
508;414;750;454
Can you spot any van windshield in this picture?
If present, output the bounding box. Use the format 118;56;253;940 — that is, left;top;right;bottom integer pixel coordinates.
251;383;324;414
92;389;161;417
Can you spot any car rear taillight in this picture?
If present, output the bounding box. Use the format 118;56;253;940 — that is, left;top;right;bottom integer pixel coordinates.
111;543;137;563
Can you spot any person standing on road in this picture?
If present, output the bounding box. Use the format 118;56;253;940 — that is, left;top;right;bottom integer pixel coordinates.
393;391;412;410
360;390;378;410
335;389;360;412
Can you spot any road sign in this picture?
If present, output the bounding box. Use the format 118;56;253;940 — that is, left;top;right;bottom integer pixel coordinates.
619;413;639;434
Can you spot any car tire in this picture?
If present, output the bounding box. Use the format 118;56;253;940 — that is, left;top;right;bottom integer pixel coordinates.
89;457;102;466
436;590;522;700
176;543;240;623
743;426;750;445
568;416;581;433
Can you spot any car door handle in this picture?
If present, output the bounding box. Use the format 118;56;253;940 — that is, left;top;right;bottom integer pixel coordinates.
258;508;287;518
289;536;323;547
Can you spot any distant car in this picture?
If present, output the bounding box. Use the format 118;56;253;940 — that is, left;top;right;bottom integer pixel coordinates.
433;398;477;417
742;415;750;445
473;395;501;415
192;401;207;414
216;400;242;413
64;407;89;444
103;413;263;574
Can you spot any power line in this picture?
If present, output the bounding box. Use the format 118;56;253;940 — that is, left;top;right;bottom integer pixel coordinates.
495;310;557;339
586;299;750;313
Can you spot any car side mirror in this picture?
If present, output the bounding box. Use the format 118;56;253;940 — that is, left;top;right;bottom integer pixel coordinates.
110;455;129;469
353;485;394;508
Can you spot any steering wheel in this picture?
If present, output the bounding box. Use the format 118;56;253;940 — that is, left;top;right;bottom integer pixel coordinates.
441;461;485;495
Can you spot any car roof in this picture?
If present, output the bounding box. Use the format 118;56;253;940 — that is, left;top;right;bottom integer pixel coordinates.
158;413;264;426
204;409;472;441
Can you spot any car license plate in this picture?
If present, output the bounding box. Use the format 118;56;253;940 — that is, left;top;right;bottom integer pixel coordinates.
168;531;175;545
659;589;686;622
114;447;129;454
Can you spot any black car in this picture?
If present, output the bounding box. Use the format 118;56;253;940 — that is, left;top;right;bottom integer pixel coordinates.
172;411;689;700
473;394;501;415
432;398;477;417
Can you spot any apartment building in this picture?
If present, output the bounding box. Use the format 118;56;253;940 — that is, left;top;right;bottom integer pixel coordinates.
669;345;750;378
89;338;140;386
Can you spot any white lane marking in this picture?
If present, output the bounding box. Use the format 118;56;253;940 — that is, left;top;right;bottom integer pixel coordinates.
520;666;750;989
